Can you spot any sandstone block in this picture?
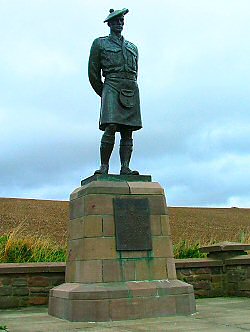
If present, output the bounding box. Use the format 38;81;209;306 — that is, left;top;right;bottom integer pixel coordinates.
147;195;168;215
149;258;168;280
69;197;84;220
102;215;115;236
150;215;162;236
152;236;174;258
70;299;110;321
84;194;114;215
121;260;136;281
28;276;49;287
135;259;150;280
12;278;28;287
84;215;102;237
74;260;102;283
102;260;122;282
127;281;157;297
28;296;48;305
161;215;171;235
68;218;84;240
72;181;130;199
12;287;29;296
120;251;148;259
0;286;12;296
82;238;118;260
0;296;20;309
127;182;164;195
166;258;177;280
68;239;84;261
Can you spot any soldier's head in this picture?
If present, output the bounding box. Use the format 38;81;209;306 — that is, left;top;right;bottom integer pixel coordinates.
104;8;129;35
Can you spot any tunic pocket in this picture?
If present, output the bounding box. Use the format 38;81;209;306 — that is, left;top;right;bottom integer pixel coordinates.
102;47;122;67
119;89;135;108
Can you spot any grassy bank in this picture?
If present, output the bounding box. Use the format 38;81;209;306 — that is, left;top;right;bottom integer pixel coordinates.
0;225;67;263
0;224;249;263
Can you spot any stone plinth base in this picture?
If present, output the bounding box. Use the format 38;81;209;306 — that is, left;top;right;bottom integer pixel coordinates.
49;177;196;321
49;280;195;321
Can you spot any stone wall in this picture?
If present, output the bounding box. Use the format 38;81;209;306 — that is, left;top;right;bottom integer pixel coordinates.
225;256;250;297
176;259;225;297
0;263;65;308
1;254;250;308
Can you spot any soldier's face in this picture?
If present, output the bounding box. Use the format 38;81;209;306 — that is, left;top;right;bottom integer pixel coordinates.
108;16;124;33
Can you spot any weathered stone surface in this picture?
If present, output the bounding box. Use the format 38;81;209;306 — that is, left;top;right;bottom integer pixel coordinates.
74;260;103;283
150;215;161;236
0;286;12;296
102;215;115;236
75;181;130;198
127;182;164;195
238;280;250;291
121;260;136;281
166;258;177;280
102;260;122;282
0;277;11;286
152;236;174;258
12;287;29;296
49;280;195;321
30;287;51;294
200;242;250;253
28;276;49;287
28;296;48;305
12;278;28;287
120;251;148;259
68;217;84;240
49;180;196;321
84;215;103;237
148;258;168;280
0;296;20;309
161;215;171;236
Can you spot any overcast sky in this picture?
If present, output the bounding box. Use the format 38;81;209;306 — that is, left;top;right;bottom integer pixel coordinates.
0;0;250;207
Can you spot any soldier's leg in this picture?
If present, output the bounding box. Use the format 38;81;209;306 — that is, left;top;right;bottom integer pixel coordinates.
119;127;139;175
95;124;117;174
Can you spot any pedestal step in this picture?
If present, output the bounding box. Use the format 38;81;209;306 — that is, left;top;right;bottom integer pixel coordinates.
49;280;195;321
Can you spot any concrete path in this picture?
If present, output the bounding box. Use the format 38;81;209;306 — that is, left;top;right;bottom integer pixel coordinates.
0;297;250;331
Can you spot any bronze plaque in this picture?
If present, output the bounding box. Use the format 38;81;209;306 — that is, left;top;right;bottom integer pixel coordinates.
113;198;152;251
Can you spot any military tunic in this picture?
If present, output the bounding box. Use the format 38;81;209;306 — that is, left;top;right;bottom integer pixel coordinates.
88;34;142;131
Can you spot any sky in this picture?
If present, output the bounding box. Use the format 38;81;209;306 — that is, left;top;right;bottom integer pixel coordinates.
0;0;250;207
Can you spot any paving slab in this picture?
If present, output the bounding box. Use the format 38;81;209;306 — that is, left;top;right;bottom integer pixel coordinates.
0;297;250;332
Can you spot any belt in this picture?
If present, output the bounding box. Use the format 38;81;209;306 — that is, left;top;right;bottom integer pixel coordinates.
105;72;136;80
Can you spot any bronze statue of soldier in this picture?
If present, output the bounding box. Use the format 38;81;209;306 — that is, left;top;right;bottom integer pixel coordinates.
88;8;142;175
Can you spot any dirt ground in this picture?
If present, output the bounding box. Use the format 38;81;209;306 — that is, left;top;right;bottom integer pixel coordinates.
0;197;249;245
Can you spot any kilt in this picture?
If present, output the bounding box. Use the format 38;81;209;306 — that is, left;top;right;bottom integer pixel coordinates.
99;77;142;131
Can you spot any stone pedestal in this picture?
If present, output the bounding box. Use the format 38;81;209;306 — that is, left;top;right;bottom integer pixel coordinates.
49;175;195;321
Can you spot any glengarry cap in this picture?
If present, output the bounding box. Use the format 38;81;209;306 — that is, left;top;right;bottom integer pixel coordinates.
104;8;129;23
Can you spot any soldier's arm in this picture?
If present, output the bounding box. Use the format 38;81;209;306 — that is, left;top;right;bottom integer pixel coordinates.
88;38;103;97
136;47;139;79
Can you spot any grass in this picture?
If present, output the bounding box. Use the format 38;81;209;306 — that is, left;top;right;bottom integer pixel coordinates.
0;224;67;263
0;326;8;332
173;231;250;259
0;223;249;263
173;240;207;259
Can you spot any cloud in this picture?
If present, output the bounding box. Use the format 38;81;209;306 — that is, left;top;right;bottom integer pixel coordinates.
0;1;250;207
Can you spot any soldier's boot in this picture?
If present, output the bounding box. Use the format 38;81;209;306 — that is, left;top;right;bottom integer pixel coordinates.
94;128;115;175
119;138;139;175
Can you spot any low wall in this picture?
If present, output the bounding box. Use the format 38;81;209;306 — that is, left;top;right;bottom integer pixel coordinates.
0;255;250;308
0;263;65;308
